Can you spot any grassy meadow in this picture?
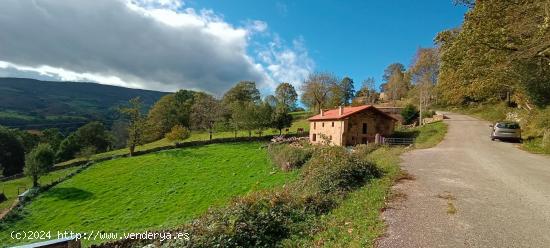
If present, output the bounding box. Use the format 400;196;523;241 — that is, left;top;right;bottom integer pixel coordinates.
57;111;312;166
0;167;82;213
0;142;298;247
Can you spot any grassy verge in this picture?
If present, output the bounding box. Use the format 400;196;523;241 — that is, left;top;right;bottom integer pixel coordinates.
302;121;448;247
0;142;297;247
0;167;81;212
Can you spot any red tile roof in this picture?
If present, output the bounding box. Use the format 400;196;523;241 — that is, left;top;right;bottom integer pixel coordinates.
308;105;398;121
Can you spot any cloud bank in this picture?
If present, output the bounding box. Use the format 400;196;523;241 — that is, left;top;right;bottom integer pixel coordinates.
0;0;313;95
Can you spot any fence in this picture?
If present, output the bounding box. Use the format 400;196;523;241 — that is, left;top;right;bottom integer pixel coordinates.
381;137;415;146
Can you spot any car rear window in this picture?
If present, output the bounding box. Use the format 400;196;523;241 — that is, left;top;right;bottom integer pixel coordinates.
496;123;520;129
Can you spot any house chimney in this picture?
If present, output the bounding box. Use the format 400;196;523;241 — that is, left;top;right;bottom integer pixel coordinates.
339;106;344;115
320;109;324;116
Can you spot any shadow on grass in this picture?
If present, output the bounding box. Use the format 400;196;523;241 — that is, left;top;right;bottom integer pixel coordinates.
44;187;93;201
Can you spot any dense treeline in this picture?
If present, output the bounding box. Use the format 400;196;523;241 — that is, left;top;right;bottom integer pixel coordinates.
437;0;550;107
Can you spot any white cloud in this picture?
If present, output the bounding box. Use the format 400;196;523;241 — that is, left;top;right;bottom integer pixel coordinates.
257;36;315;91
0;0;313;95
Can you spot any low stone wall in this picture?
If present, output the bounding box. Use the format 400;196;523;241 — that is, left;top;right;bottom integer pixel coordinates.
422;114;445;125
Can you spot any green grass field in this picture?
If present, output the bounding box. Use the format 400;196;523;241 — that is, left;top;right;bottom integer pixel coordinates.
0;167;82;212
57;111;313;166
1;142;297;247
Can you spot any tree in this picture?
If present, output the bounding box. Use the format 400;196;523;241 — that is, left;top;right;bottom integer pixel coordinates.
146;90;198;141
190;94;222;140
301;72;339;113
55;133;81;162
275;82;298;109
119;97;147;156
401;104;419;125
409;47;440;124
271;104;293;134
165;125;191;142
40;128;64;152
339;77;356;105
383;63;410;101
435;1;550;107
55;121;112;161
264;95;279;108
0;127;25;176
355;77;379;104
222;81;261;106
75;121;112;153
24;143;55;187
254;101;274;136
231;102;258;138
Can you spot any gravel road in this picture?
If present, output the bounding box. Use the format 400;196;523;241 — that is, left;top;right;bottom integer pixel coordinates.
376;112;550;248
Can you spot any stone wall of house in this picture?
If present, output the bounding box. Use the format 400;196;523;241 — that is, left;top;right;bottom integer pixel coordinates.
309;120;345;146
344;111;395;145
309;109;396;146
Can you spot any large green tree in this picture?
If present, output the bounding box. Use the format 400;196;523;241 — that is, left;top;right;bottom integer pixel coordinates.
222;81;261;106
0;126;25;176
275;82;298;109
436;0;550;107
146;90;198;141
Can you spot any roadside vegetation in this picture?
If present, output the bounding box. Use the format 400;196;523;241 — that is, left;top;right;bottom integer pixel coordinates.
0;142;297;247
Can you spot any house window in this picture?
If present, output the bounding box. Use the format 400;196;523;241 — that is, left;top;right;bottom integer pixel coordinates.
331;122;334;127
348;122;352;130
322;122;325;127
329;135;332;140
314;122;316;129
362;123;368;134
312;134;317;142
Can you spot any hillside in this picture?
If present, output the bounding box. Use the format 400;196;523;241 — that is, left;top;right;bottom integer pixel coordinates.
0;78;168;130
0;142;297;247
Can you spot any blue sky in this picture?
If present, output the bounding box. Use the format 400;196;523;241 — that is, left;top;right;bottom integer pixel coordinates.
0;0;467;95
188;0;467;90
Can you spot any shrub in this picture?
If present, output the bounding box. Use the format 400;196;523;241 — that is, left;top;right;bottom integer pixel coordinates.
299;146;379;194
162;189;308;248
422;110;437;118
165;125;191;141
267;143;313;171
401;104;419;125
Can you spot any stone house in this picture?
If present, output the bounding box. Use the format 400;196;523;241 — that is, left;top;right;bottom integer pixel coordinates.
307;105;398;146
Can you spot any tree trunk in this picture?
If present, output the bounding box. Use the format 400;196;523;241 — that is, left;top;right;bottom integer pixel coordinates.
279;129;282;135
32;176;39;188
209;130;212;141
248;130;252;138
129;144;136;157
234;130;237;139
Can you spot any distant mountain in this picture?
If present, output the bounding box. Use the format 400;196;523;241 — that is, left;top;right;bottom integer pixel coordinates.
0;77;169;131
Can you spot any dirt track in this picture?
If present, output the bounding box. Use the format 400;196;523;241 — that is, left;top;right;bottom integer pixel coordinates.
377;112;550;248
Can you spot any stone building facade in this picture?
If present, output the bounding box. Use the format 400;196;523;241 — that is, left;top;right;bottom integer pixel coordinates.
308;105;397;146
